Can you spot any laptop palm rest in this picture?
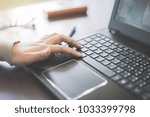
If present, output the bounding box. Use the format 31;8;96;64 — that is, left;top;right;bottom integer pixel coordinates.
42;59;107;99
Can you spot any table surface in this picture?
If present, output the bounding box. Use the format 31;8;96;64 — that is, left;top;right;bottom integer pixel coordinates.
0;0;44;10
0;0;115;99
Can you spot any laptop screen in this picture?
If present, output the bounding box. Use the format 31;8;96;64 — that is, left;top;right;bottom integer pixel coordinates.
115;0;150;33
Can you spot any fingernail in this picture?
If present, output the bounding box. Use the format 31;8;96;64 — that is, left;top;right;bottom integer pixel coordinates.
78;44;81;48
77;52;82;57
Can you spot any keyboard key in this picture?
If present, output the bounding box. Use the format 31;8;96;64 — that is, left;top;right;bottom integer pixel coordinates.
118;44;124;48
111;51;119;57
113;42;119;46
143;84;150;93
109;40;114;43
95;49;102;54
123;46;129;51
101;60;111;66
112;75;122;81
99;40;106;44
117;62;127;68
81;47;88;52
118;79;128;85
85;43;92;48
78;40;87;45
120;71;131;78
128;76;139;82
96;56;105;62
85;38;92;42
83;56;116;77
123;58;130;64
139;81;147;87
127;54;135;59
143;74;150;81
90;53;99;59
85;50;93;55
100;52;108;57
100;46;108;50
89;46;97;51
95;43;102;48
121;50;129;55
81;53;86;58
114;67;123;73
129;49;134;53
134;70;142;76
115;48;122;52
140;93;150;100
124;65;134;72
101;36;106;39
104;42;111;46
132;87;143;95
90;35;97;39
109;45;117;49
105;55;114;61
116;55;125;60
105;49;113;53
130;62;138;68
112;59;120;64
90;41;97;45
96;34;102;37
94;37;101;41
108;63;117;69
124;83;136;90
104;38;110;41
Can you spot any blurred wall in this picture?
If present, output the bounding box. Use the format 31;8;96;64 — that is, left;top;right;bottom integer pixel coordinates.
0;0;45;10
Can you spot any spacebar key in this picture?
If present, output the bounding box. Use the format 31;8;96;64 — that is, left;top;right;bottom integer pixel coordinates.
82;56;115;77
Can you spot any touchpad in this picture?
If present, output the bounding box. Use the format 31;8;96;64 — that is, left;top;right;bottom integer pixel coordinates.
42;60;107;99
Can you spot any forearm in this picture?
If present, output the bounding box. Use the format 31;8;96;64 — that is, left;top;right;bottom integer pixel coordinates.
0;38;19;64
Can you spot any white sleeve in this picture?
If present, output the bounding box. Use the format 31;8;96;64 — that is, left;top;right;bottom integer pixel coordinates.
0;38;20;64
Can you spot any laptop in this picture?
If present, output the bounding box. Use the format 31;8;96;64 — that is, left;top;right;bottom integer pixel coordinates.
29;0;150;100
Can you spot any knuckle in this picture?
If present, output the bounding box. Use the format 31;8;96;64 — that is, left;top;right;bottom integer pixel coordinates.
59;46;64;52
59;34;65;39
48;46;52;55
58;34;64;37
37;43;44;47
52;33;58;35
67;38;72;44
44;47;50;56
55;34;63;41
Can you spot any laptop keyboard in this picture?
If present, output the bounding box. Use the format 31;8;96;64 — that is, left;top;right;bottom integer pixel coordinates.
77;33;150;100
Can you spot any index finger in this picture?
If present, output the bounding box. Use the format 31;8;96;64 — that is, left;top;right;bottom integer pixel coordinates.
47;34;81;48
49;45;82;57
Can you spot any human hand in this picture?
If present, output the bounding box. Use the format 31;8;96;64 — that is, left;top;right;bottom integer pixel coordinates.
12;34;81;66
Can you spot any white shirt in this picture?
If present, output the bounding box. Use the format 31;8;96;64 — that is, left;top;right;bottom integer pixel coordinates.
0;39;19;64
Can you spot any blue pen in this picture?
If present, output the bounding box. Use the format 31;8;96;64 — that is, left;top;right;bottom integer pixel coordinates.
58;27;76;56
68;26;76;37
60;26;76;46
67;26;76;47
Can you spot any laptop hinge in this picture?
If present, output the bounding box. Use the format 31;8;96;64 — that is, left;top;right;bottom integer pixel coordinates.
109;29;119;34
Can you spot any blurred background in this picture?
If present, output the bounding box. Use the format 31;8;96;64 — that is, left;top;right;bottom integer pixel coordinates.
0;0;45;9
0;0;113;41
